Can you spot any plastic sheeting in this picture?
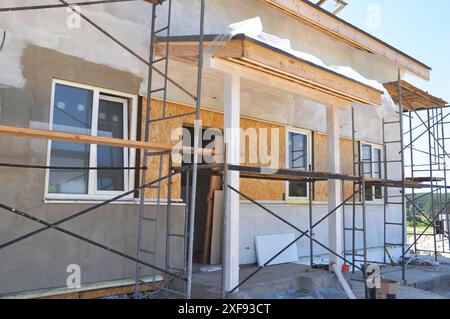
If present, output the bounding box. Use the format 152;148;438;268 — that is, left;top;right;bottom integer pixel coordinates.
210;17;398;116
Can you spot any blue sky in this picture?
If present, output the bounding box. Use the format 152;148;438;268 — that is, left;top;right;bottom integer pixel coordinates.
340;0;450;102
338;1;450;182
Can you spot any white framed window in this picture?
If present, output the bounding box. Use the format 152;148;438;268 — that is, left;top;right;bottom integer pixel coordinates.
361;143;383;202
286;128;312;200
45;79;138;201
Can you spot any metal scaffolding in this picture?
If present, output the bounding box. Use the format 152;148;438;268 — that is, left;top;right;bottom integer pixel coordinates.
0;0;448;300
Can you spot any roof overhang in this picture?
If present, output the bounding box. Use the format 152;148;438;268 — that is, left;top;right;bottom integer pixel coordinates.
383;81;448;111
260;0;431;80
157;35;382;106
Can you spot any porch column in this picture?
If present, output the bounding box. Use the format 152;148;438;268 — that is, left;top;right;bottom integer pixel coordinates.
223;71;240;293
326;105;343;266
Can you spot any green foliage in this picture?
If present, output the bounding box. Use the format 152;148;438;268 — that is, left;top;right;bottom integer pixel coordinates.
406;193;450;221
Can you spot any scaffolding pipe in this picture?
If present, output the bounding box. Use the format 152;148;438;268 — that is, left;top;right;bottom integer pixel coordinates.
428;108;438;262
186;0;205;299
398;71;407;282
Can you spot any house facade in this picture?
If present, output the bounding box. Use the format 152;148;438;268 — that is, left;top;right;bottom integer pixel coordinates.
0;0;434;296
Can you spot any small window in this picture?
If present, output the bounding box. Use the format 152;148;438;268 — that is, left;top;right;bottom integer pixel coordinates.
46;81;135;199
287;130;310;199
361;143;383;202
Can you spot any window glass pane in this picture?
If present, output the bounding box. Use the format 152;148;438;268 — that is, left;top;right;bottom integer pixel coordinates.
289;181;308;198
373;149;383;200
289;132;308;197
362;144;372;177
48;142;90;194
365;185;374;201
48;84;93;194
289;133;307;169
375;186;383;200
97;98;125;191
52;84;93;134
373;148;382;178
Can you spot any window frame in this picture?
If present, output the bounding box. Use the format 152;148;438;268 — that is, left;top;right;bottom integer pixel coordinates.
45;79;138;201
361;142;384;203
285;127;312;201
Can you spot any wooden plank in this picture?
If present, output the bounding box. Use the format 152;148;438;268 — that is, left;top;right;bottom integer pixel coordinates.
36;282;163;299
210;190;223;265
384;81;447;111
157;40;244;59
0;124;171;151
260;0;431;80
202;176;223;264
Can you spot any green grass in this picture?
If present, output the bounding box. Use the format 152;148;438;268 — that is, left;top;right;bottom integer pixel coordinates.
407;226;435;236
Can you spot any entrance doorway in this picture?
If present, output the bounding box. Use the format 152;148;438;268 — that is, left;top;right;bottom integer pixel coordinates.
181;125;222;264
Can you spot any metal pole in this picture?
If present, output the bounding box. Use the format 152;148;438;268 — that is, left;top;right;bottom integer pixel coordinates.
184;169;191;278
351;106;357;273
186;0;206;299
309;165;314;267
441;108;450;251
382;117;388;265
398;71;407;282
428;108;438;262
165;154;173;287
361;163;368;299
135;3;157;298
409;110;417;253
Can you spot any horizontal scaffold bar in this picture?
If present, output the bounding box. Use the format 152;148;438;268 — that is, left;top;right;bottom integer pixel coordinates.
0;124;171;151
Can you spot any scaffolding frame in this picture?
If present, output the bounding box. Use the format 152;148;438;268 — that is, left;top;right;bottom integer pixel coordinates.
0;0;448;300
0;0;206;299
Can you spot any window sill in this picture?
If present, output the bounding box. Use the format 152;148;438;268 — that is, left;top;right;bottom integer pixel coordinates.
240;200;385;207
44;198;186;206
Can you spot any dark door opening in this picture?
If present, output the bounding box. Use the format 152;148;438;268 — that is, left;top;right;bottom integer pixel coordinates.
181;125;222;264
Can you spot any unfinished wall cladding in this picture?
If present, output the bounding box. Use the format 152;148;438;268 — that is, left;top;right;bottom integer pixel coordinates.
0;0;405;294
0;46;185;295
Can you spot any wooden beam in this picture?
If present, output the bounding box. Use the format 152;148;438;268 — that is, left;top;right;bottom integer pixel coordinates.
240;40;381;106
0;125;171;151
158;37;382;106
260;0;431;80
209;57;350;108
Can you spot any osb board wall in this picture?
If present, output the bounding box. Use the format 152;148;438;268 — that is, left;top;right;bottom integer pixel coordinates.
240;117;286;201
313;133;359;202
141;98;286;201
141;98;360;202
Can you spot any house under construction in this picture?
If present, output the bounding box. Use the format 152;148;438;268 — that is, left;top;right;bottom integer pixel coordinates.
0;0;448;299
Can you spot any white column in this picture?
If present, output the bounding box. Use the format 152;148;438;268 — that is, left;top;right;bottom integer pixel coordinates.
326;105;343;266
223;72;240;292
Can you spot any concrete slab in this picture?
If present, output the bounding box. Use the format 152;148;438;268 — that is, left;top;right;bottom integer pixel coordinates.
351;280;446;299
187;263;342;299
350;262;450;299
